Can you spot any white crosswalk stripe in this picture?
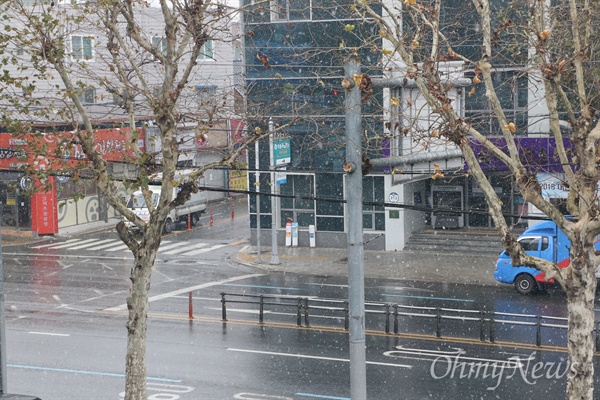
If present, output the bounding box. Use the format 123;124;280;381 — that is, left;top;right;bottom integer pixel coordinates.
28;238;227;256
69;239;116;250
179;244;227;256
35;238;99;249
162;243;207;255
30;239;80;249
157;242;191;253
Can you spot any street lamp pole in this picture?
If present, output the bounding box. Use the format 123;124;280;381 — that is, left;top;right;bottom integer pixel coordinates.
269;118;280;265
255;137;262;263
344;58;367;399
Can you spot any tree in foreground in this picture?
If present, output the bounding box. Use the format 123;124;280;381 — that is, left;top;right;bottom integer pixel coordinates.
355;0;600;398
0;1;277;398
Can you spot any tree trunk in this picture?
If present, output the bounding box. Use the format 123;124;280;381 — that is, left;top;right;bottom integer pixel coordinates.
124;253;153;400
565;258;596;400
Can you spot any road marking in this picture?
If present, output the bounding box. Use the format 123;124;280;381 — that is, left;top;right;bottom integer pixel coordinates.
179;244;227;256
40;238;99;249
30;239;80;249
296;393;350;400
227;348;412;369
163;242;208;254
8;364;181;382
86;241;129;251
381;293;475;303
157;242;194;253
304;283;348;289
28;332;70;337
104;273;265;312
383;345;524;368
220;284;300;291
68;239;116;250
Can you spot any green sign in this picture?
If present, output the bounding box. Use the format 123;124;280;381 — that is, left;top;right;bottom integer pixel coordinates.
273;139;291;166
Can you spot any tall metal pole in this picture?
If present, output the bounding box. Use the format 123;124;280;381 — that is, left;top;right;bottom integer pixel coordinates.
255;138;262;263
268;118;280;265
0;222;7;393
344;58;367;399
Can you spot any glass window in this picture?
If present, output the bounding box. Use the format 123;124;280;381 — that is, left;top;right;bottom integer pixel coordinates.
197;85;217;107
198;40;214;60
272;0;310;21
71;35;94;61
152;36;167;56
279;174;315;227
362;176;385;231
518;237;541;252
79;88;96;104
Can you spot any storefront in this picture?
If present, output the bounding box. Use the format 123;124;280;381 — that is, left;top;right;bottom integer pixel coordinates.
0;126;144;234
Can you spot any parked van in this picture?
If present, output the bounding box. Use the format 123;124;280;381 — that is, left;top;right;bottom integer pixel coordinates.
494;220;600;294
125;170;207;234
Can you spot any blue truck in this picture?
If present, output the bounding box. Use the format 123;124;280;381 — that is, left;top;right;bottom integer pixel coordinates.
494;220;600;294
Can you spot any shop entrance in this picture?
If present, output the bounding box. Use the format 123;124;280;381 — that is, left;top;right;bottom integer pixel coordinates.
431;185;464;229
0;173;31;229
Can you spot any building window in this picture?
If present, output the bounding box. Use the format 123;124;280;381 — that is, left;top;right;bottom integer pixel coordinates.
271;0;311;21
79;88;96;104
280;174;315;227
363;176;385;231
198;40;214;60
196;85;217;108
316;173;344;232
71;35;94;61
152;36;167;56
465;70;528;135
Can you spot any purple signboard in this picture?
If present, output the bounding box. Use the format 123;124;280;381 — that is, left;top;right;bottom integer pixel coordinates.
466;137;574;173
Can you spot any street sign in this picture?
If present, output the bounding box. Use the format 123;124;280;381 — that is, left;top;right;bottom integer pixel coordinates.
273;139;291;166
275;169;287;185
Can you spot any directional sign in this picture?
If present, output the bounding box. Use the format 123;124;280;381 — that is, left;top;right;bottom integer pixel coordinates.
273;139;291;166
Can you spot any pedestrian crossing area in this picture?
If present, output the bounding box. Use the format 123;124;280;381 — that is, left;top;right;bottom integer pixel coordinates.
30;238;227;256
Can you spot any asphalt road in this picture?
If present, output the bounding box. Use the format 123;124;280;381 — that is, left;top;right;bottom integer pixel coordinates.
0;201;595;399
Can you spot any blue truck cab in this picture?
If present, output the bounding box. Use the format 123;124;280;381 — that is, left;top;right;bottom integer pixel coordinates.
494;220;600;294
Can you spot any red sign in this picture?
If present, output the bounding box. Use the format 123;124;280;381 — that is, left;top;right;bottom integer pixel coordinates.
0;127;146;171
31;177;59;235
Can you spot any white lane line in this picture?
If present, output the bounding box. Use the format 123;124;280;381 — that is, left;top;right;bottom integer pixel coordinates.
161;242;199;254
28;332;70;337
104;273;265;312
69;239;117;250
30;239;81;249
178;244;226;256
227;348;412;369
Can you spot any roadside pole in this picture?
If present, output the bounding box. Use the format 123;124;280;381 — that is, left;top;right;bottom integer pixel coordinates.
344;58;367;399
0;222;6;393
255;138;262;263
268;119;280;265
0;226;41;400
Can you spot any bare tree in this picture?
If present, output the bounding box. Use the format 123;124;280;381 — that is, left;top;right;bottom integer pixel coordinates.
0;1;287;398
354;0;600;398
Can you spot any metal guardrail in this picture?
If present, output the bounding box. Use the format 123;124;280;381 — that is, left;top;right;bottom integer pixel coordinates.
209;292;586;350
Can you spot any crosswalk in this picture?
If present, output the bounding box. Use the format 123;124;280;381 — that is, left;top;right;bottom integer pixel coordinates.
30;238;227;256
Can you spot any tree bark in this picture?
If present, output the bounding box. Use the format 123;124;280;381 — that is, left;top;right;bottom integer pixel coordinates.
565;253;596;400
124;249;155;400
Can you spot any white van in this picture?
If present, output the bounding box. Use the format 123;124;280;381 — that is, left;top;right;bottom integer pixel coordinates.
125;171;207;233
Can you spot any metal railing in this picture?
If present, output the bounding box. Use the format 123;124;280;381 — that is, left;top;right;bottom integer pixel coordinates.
204;292;587;350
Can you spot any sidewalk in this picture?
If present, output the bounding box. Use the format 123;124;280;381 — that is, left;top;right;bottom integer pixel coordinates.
0;211;503;287
234;245;502;287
